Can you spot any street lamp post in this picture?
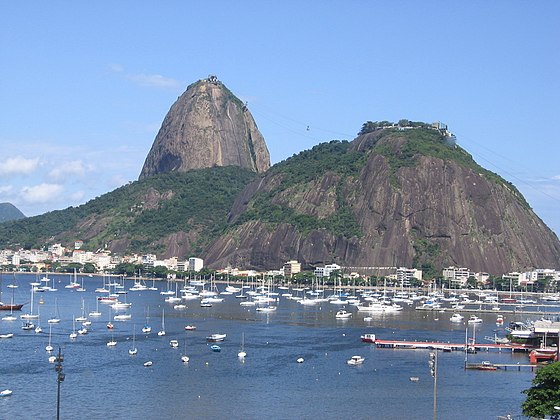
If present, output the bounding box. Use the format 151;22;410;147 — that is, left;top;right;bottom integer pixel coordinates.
429;351;438;420
55;347;65;420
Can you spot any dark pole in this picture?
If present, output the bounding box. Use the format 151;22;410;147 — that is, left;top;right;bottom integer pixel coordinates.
55;347;65;420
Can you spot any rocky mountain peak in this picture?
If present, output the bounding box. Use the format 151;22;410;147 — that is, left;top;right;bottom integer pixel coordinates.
139;76;270;180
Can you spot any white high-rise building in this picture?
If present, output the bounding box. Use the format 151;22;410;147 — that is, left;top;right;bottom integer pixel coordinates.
189;257;204;272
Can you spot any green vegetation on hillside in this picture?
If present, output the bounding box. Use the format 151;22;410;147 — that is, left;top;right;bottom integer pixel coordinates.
370;126;530;208
0;166;257;253
234;140;365;239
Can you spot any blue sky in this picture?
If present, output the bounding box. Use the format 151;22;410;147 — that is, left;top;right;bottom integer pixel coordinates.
1;2;559;236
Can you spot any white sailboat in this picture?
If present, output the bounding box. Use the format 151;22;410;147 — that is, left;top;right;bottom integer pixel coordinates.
20;287;38;320
45;323;54;352
106;331;117;347
47;298;61;324
237;332;247;359
34;305;42;333
65;269;80;289
157;308;166;336
76;297;88;322
69;316;78;340
128;326;138;355
142;307;151;333
181;338;189;363
89;297;102;317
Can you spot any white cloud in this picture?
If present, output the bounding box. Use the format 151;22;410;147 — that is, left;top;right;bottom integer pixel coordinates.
0;185;13;195
126;73;183;89
552;175;560;181
0;156;40;176
20;183;63;204
110;63;183;90
48;160;92;181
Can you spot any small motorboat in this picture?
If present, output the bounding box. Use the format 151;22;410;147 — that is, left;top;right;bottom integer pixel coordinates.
206;333;226;342
143;361;153;367
347;355;365;365
467;315;483;324
181;355;190;363
450;313;464;323
0;389;13;397
0;333;14;339
210;345;221;352
296;357;304;363
169;340;179;348
184;325;197;331
335;310;352;319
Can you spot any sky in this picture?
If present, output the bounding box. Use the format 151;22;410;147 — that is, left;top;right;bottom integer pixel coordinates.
1;1;559;236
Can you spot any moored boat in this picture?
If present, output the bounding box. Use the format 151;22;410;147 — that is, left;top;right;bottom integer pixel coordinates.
467;315;483;324
206;333;226;342
347;355;365;365
335;309;352;319
450;313;464;323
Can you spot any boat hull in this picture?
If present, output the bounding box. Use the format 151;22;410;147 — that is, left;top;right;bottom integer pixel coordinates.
0;304;24;311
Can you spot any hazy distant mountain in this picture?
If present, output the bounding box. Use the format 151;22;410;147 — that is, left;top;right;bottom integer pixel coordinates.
0;203;25;223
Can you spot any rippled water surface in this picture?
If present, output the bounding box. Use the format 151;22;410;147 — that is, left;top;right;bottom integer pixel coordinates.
0;274;541;419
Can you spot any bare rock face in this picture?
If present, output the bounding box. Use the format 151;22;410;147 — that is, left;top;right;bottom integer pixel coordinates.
204;129;560;274
139;76;270;179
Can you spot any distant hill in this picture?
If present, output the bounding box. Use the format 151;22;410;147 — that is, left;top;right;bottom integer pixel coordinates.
0;166;257;256
0;203;25;223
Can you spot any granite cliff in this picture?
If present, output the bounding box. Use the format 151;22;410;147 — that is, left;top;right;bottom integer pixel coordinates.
139;76;270;179
204;126;560;274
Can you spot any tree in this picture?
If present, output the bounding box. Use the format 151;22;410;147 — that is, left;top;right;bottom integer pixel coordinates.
522;361;560;419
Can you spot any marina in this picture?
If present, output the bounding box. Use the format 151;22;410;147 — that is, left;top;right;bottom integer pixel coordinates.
0;273;556;419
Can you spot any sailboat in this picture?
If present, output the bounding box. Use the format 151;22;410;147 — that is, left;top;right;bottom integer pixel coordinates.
48;298;61;324
65;269;80;289
34;305;43;333
69;316;78;340
106;331;117;347
0;274;24;312
89;298;102;317
157;308;166;336
181;338;189;363
75;297;87;322
237;332;247;359
128;326;138;355
142;307;151;333
20;287;38;320
45;323;54;352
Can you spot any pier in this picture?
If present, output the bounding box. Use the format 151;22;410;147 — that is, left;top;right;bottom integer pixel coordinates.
415;306;560;316
361;334;535;353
